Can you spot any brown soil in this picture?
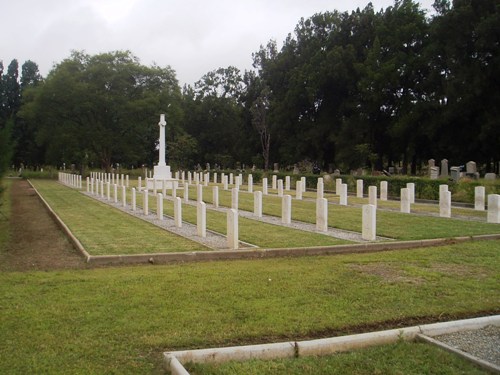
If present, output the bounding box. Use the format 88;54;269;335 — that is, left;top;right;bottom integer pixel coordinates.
0;179;89;271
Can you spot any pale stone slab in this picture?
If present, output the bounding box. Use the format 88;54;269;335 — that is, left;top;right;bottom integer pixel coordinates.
380;181;388;201
143;190;149;215
174;197;182;228
231;188;239;210
340;183;348;206
282;195;292;224
229;173;234;185
368;186;377;207
285;176;290;191
162;179;167;196
213;172;218;184
262;178;268;195
132;188;136;211
272;175;277;190
296;181;303;200
197;184;203;202
100;180;104;198
254;191;262;217
301;177;306;193
335;178;342;196
316;198;328;232
197;201;207;237
487;194;500;223
113;183;118;203
356;179;363;198
227;208;239;250
475;186;485;211
184;183;189;202
223;175;229;191
126;175;129;188
122;186;126;207
277;179;284;197
317;178;324;199
204;173;209;187
157;193;164;220
407;183;415;204
248;174;253;193
400;188;410;213
439;190;451;218
188;171;192;185
212;186;219;208
106;182;111;200
86;177;90;192
362;204;376;241
138;176;142;192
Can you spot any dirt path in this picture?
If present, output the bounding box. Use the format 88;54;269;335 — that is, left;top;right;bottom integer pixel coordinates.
0;179;88;271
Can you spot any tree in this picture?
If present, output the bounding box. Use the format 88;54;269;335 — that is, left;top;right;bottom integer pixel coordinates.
19;51;181;171
250;86;272;171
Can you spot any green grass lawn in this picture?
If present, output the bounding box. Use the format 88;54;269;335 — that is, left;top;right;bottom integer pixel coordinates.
0;241;498;373
186;340;488;374
30;180;210;255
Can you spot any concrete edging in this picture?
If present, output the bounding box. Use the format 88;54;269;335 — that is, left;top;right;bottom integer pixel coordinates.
163;315;500;374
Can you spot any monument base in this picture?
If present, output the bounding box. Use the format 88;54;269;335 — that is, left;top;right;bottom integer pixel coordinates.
146;165;178;190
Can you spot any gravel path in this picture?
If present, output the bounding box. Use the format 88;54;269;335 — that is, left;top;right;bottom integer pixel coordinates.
434;325;500;366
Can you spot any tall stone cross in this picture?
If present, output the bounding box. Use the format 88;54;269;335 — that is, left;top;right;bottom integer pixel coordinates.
158;114;166;167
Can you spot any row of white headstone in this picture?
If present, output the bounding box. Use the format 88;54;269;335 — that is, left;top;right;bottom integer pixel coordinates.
89;172;129;188
59;172;83;188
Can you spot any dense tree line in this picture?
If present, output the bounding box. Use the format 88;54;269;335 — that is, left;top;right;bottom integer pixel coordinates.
2;0;499;175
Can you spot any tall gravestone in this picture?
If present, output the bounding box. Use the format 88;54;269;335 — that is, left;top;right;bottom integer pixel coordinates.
147;114;177;189
440;159;449;178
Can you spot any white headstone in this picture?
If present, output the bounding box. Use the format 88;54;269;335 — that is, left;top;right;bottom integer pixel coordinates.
197;201;206;237
248;174;253;193
113;183;118;203
340;183;348;206
277;179;284;197
132;188;136;211
197;184;203;202
296;180;303;200
231;188;238;210
184;183;189;202
317;178;324;199
106;182;111;201
138;176;142;192
262;178;268;195
335;178;342;196
157;193;164;220
229;173;234;185
285;176;291;191
272;175;277;190
122;186;126;207
211;186;218;208
487;194;500;223
380;181;388;201
174;197;182;228
223;175;228;191
316;198;328;232
439;190;451;218
143;190;149;215
400;188;410;213
86;177;90;192
362;204;376;241
475;186;485;211
301;177;306;193
282;194;292;224
356;179;363;198
406;182;415;204
227;208;239;250
254;191;262;217
368;186;377;207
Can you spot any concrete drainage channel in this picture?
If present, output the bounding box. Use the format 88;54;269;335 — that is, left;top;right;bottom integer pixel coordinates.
163;315;500;375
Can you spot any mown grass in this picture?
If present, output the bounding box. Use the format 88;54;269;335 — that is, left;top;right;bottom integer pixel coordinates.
186;340;488;374
0;241;498;373
30;180;209;255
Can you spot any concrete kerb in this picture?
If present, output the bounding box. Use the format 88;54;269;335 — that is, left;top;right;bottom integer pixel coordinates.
35;181;500;266
164;315;500;374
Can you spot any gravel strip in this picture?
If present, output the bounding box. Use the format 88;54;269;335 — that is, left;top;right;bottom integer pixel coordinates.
434;325;500;366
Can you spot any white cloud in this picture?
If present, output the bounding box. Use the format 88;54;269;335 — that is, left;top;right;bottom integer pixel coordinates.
1;0;435;85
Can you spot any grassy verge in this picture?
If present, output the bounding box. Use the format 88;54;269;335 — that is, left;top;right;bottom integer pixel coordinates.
0;241;498;373
30;180;209;255
186;340;488;374
0;179;12;253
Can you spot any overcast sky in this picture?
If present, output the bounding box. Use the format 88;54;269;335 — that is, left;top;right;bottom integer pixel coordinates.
3;0;434;86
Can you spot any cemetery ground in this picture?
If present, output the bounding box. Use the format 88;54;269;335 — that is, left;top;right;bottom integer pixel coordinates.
0;178;499;373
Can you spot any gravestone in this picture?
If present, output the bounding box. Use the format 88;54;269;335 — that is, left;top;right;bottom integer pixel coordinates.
132;188;136;211
273;163;279;173
362;204;376;241
474;186;485;211
174;197;182;227
147;114;176;190
227;209;239;249
440;159;449;178
212;186;219;208
157;193;164;220
339;183;348;206
485;173;496;180
439;190;451;218
368;186;377;207
293;165;300;175
197;202;206;237
317;178;324;199
277;179;284;197
316;198;328;232
487;194;500;223
356;179;363;198
380;181;388;201
296;181;303;200
406;183;415;204
254;191;263;217
400;188;410;213
282;195;292;224
231;188;238;210
262;178;268;195
143;190;149;215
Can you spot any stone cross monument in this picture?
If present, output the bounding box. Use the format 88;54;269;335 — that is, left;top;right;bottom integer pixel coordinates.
147;114;176;189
